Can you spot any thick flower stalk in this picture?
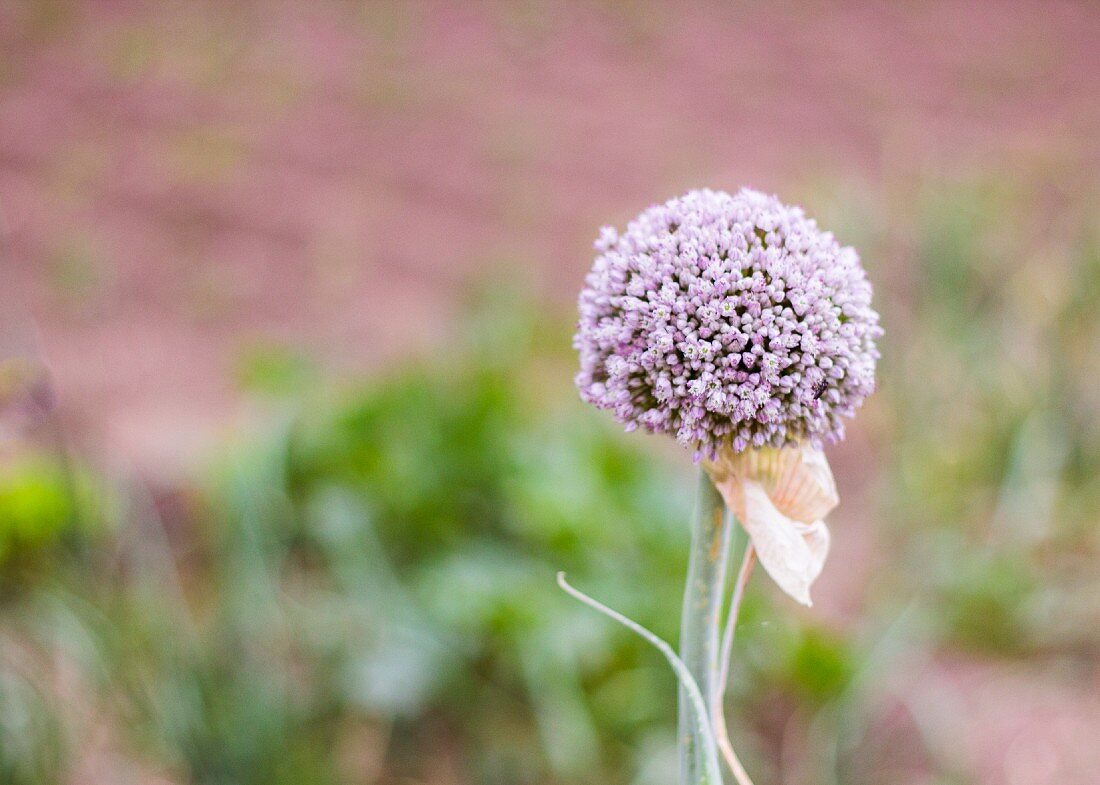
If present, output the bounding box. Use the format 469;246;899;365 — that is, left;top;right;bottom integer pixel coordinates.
565;188;880;785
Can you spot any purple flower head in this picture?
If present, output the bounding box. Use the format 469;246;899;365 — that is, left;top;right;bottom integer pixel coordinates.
574;188;882;458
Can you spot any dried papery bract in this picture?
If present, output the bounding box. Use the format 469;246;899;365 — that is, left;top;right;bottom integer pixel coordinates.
705;444;837;606
565;188;880;785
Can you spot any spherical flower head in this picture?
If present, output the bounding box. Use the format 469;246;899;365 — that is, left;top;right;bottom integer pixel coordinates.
574;188;882;458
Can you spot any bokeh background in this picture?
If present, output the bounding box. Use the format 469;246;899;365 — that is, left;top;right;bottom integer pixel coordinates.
2;2;1100;784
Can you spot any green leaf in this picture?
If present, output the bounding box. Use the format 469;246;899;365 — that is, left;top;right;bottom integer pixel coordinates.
557;573;723;785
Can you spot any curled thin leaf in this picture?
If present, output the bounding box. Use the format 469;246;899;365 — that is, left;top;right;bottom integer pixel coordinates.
556;573;723;785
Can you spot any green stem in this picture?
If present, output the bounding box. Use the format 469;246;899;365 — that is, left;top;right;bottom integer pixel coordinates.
715;542;757;785
679;468;734;785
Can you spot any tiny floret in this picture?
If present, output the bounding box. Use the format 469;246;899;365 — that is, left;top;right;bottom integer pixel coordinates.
574;188;882;457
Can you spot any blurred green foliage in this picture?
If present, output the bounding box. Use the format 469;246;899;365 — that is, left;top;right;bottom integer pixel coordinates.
133;304;703;785
0;460;72;566
885;180;1100;658
0;664;65;785
0;456;106;587
2;179;1100;785
0;452;109;785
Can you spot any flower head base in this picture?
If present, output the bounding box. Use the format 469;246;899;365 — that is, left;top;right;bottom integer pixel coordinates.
575;188;881;458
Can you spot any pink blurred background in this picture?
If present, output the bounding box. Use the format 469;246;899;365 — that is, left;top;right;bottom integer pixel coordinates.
4;4;1100;785
3;0;1098;476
